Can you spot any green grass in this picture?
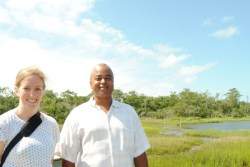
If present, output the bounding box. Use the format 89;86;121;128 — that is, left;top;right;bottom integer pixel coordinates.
141;118;250;167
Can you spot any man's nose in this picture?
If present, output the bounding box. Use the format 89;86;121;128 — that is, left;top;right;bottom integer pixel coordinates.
101;78;106;83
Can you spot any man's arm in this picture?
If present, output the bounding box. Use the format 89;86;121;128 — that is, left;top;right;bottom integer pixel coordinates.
62;159;75;167
134;152;149;167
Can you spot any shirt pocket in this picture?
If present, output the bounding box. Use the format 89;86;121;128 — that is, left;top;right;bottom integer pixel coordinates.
120;127;134;151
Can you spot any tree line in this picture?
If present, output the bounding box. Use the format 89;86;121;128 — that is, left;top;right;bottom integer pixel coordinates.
0;87;249;124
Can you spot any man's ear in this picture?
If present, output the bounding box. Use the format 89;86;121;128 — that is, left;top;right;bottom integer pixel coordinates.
90;81;93;89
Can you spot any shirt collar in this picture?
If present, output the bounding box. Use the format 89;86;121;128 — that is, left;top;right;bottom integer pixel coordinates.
89;96;120;108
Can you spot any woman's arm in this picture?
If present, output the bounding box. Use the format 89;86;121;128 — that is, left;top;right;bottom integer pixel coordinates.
0;141;5;160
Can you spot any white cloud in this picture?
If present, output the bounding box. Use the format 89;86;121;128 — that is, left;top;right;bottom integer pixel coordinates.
211;26;239;39
177;63;215;83
0;0;216;97
203;15;234;26
203;18;213;26
158;54;189;68
154;44;181;54
139;82;176;96
222;16;234;22
0;7;9;23
0;36;50;90
1;0;95;33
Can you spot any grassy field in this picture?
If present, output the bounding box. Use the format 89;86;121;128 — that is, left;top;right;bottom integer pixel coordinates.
142;118;250;167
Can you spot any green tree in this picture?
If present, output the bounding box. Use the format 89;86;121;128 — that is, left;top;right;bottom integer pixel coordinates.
0;87;18;114
41;90;58;117
224;88;242;117
112;89;125;102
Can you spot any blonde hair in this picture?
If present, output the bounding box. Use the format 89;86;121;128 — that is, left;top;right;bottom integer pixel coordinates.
15;66;47;89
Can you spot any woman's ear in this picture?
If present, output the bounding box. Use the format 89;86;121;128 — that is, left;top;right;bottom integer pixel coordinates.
14;86;19;97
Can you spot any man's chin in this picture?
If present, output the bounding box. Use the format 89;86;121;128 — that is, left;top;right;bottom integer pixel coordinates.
97;94;112;99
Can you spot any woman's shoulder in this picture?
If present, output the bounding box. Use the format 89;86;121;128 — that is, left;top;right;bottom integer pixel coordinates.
0;109;16;124
41;112;58;124
0;109;21;139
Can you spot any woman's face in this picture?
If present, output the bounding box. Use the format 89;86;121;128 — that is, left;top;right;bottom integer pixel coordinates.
15;74;44;110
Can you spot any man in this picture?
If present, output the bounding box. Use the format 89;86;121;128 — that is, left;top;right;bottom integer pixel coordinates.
56;63;150;167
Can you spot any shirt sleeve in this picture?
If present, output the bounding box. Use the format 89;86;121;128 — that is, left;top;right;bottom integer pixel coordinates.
55;111;81;163
133;112;150;157
53;119;60;144
0;116;7;142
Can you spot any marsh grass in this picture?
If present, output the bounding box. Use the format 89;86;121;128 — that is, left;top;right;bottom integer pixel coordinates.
142;118;250;167
185;129;250;138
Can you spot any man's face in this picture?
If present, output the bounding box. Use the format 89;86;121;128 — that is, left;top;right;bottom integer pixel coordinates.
90;65;114;99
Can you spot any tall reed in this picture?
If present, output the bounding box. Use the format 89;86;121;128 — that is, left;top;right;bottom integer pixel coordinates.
142;118;250;167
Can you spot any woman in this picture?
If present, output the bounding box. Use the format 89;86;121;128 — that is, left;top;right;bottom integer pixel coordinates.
0;66;60;167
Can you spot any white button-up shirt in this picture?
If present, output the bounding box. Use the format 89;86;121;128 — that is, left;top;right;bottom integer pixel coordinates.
56;97;150;167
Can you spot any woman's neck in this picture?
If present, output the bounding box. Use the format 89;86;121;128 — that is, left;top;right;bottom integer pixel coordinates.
15;106;38;122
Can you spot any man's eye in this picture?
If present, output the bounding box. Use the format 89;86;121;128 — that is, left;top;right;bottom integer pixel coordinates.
95;78;102;81
94;77;112;81
105;77;112;81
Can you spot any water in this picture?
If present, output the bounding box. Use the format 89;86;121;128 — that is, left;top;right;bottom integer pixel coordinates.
188;120;250;130
53;121;250;166
53;159;62;167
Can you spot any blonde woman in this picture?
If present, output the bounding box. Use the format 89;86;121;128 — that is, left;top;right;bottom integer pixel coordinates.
0;66;59;167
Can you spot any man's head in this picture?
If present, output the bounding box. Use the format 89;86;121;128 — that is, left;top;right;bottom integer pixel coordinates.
90;63;114;100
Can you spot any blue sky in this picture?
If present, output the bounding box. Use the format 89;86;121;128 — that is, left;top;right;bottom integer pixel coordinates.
0;0;249;100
